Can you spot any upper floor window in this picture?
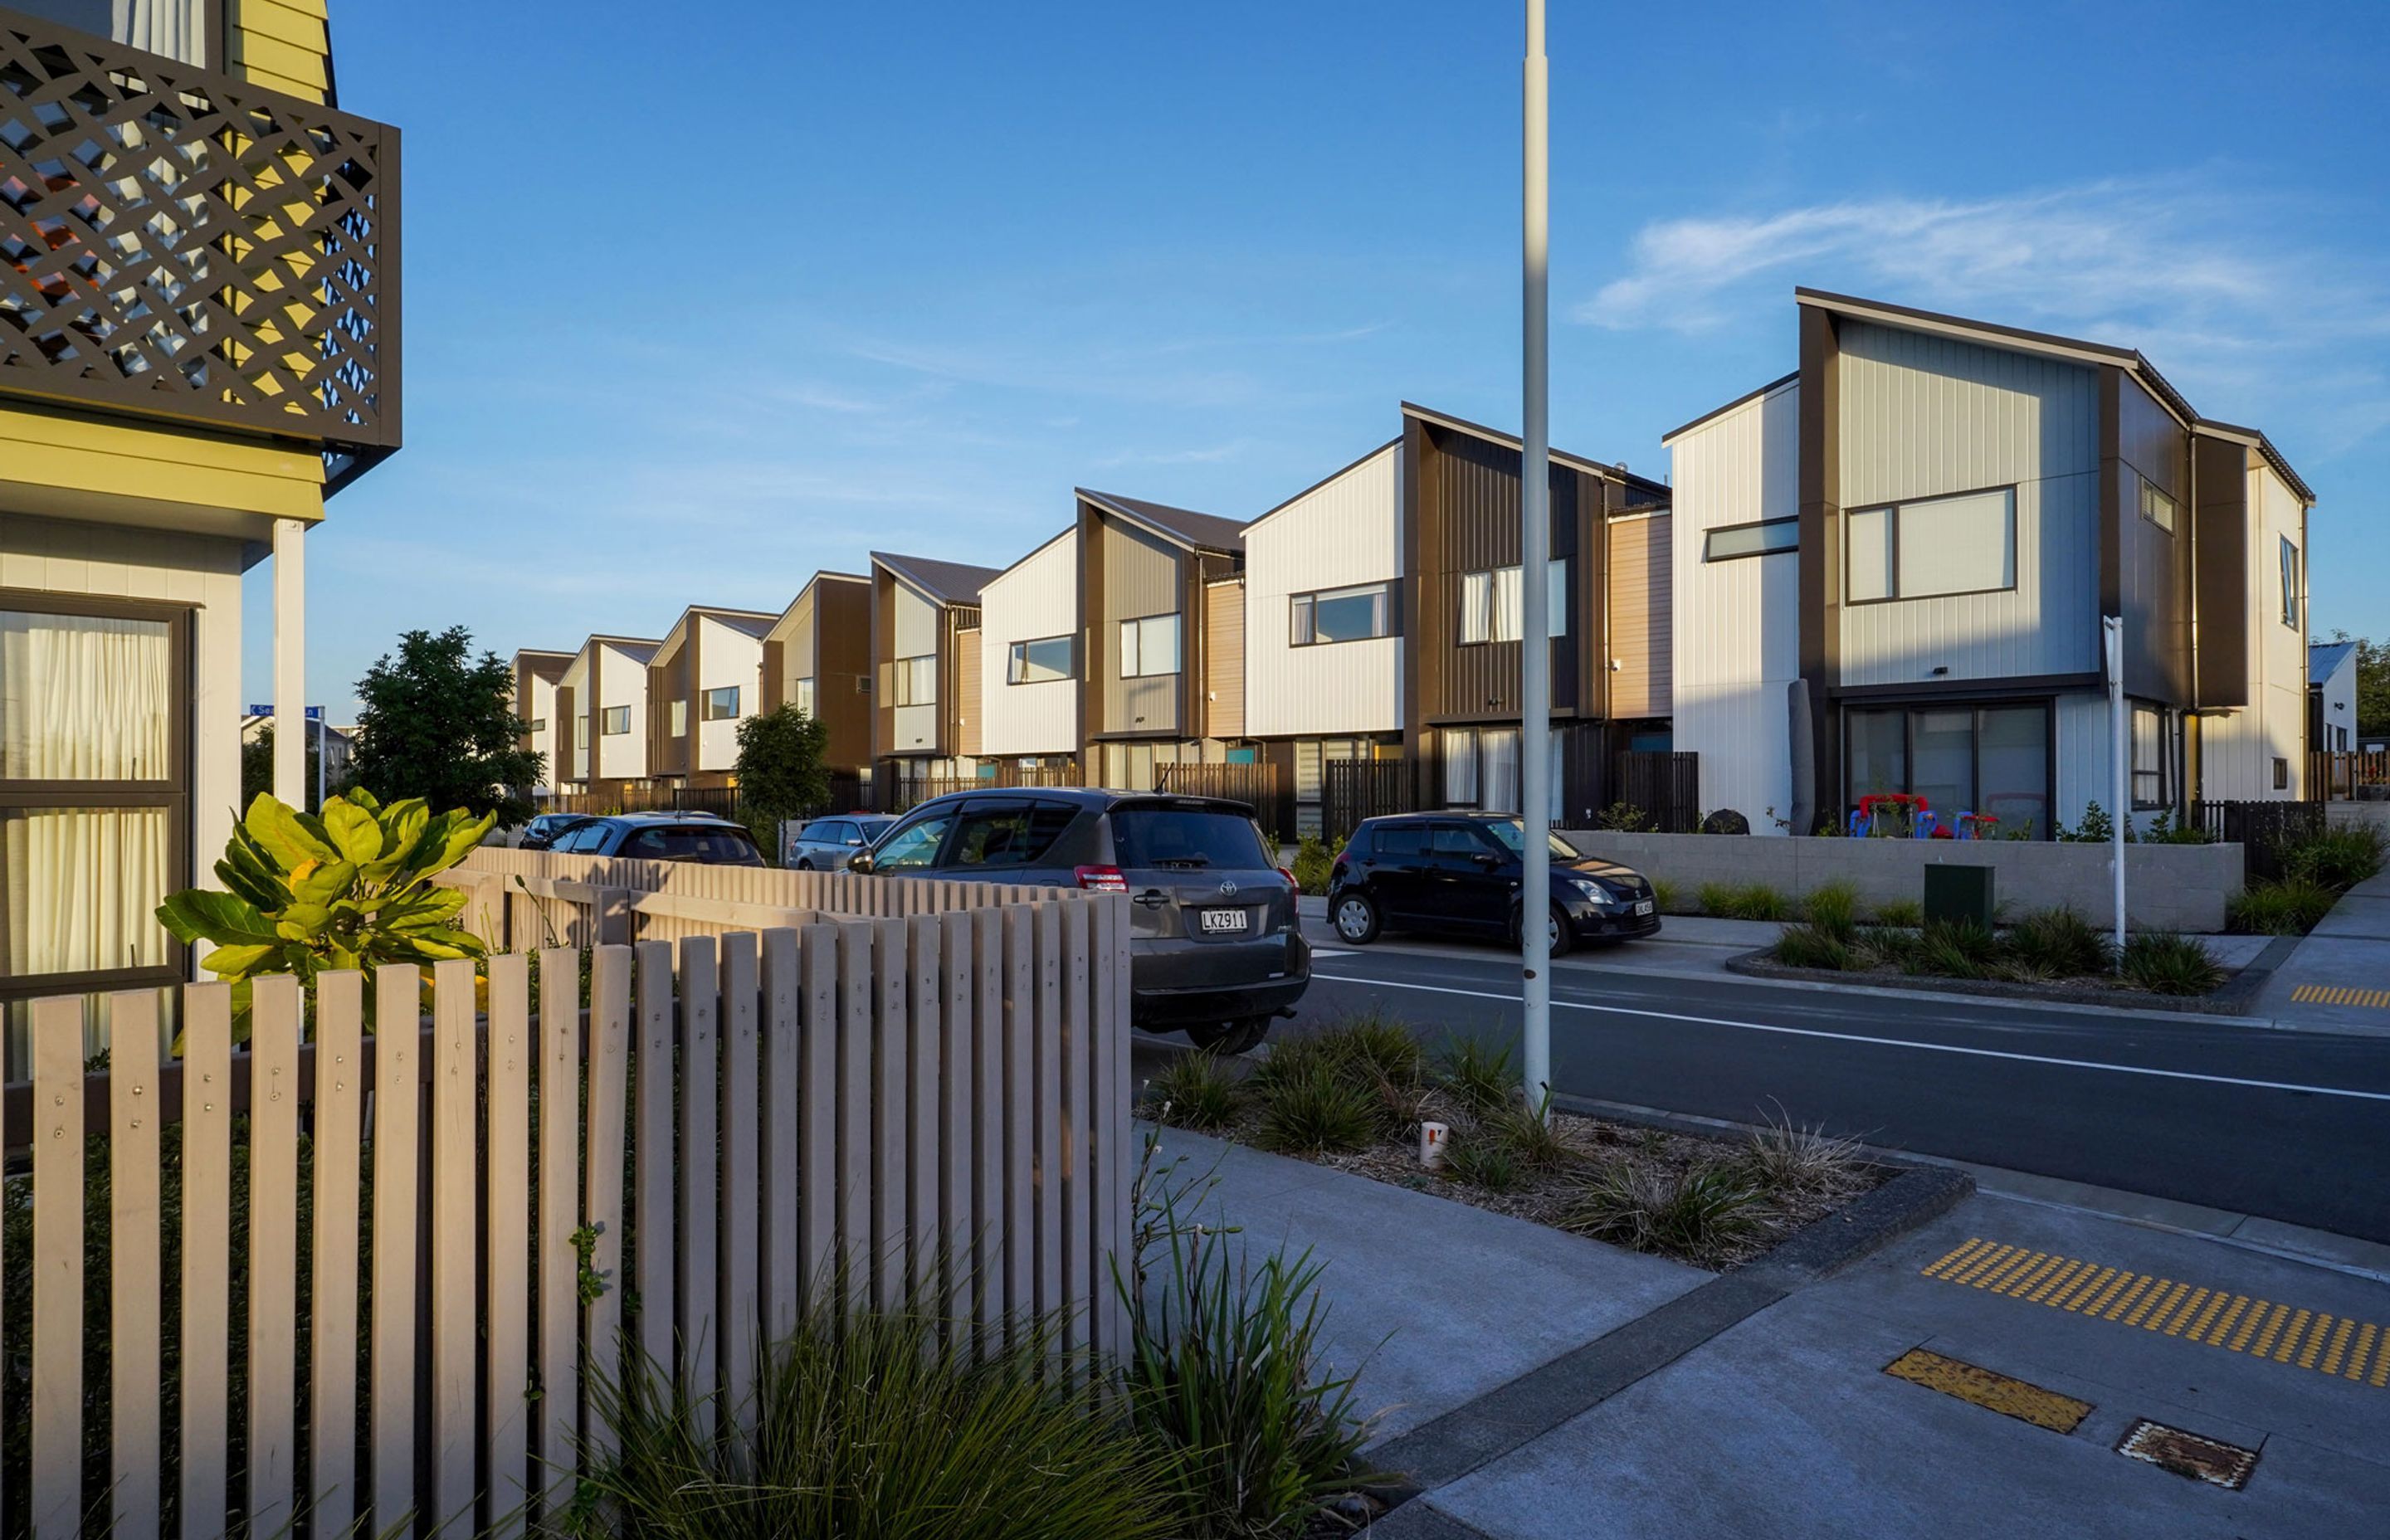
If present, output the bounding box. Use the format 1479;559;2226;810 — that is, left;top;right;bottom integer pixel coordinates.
669;699;688;738
1119;614;1182;678
1460;560;1565;646
1704;518;1797;562
893;655;937;706
703;685;740;721
526;718;546;733
2138;475;2178;535
602;706;632;735
2280;537;2300;630
1846;486;2015;604
1008;636;1076;685
1291;582;1393;646
2131;702;2168;809
793;677;817;716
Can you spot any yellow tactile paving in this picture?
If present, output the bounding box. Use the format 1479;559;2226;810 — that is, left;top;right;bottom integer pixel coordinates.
1883;1348;2095;1433
2289;984;2390;1008
1919;1237;2388;1392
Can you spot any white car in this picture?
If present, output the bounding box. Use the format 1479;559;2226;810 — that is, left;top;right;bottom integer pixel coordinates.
783;813;897;870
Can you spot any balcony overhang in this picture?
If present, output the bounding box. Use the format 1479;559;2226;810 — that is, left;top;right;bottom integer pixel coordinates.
0;7;400;492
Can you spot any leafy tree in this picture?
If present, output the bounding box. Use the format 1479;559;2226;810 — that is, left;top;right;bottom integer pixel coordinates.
2339;631;2390;746
734;705;832;857
241;722;336;813
350;626;543;826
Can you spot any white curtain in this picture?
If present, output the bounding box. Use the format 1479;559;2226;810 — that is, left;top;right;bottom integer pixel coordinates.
1441;729;1478;805
2;807;169;980
1480;729;1521;815
1;611;171;779
115;1;210;66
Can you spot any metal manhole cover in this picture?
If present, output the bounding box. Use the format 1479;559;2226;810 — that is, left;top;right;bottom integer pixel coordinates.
2116;1419;2260;1490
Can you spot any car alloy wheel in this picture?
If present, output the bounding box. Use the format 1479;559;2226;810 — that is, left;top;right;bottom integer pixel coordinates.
1334;894;1378;943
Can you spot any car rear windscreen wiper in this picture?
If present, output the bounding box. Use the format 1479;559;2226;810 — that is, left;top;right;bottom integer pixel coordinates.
1149;855;1212;868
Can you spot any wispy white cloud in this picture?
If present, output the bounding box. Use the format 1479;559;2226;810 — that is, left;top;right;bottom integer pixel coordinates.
1578;177;2390;457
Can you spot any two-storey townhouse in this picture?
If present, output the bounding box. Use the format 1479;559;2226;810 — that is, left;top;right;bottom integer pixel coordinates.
1665;289;2315;838
511;650;575;801
553;635;661;802
760;571;875;790
978;527;1085;780
870;553;1000;809
1075;490;1255;792
0;2;398;1055
645;606;778;791
2309;641;2358;757
1397;405;1675;823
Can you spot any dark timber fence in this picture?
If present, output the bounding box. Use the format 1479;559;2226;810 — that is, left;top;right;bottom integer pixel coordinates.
2190;798;2325;881
1612;751;1702;833
1322;758;1416;841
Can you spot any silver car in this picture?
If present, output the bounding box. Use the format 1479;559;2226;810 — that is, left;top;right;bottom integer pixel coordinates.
783;813;896;870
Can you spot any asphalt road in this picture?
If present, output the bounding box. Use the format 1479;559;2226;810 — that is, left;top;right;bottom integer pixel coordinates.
1265;936;2390;1245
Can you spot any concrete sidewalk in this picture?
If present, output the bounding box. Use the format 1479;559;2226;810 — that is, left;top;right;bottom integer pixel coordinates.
2250;870;2390;1037
1165;1131;2390;1538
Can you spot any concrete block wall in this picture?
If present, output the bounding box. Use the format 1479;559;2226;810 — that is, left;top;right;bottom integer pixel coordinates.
1561;831;2245;934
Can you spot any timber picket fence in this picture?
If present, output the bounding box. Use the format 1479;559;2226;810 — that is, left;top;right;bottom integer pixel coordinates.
0;891;1130;1539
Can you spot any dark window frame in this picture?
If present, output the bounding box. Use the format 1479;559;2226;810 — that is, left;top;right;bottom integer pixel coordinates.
0;589;194;1006
701;685;740;721
1117;612;1183;680
1842;483;2020;607
1457;560;1568;647
601;704;632;735
2129;699;2173;811
1702;517;1799;563
1007;634;1076;685
1841;696;2057;839
2136;474;2178;537
2280;537;2300;630
1289;581;1395;647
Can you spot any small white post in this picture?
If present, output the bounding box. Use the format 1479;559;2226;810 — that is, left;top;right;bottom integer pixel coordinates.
2105;615;2127;957
272;518;306;809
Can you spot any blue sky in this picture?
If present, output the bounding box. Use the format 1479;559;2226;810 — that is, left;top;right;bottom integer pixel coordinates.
249;0;2390;718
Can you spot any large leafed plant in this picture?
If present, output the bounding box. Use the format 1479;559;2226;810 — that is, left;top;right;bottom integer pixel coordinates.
159;788;494;1040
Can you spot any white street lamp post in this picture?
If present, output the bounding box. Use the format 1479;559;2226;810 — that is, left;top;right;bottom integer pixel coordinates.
1519;0;1553;1111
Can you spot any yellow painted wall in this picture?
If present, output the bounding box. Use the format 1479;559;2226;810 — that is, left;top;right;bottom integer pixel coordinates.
230;0;333;103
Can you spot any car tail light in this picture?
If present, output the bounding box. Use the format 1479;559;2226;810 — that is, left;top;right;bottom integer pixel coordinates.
1278;865;1298;887
1075;865;1128;893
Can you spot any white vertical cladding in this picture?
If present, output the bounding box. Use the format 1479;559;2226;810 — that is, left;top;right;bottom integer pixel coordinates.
559;650;592;784
695;616;763;773
1835;320;2100;686
524;673;558;789
1244;442;1403;738
1666;382;1801;832
598;641;649;782
978;529;1080;757
2202;461;2310;801
2051;690;2114;831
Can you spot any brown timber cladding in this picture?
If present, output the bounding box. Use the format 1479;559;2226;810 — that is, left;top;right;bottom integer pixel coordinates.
1098;516;1183;736
1607;511;1672;718
1205;577;1246;739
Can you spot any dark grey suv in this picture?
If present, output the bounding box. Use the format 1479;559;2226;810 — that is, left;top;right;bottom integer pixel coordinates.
851;788;1308;1053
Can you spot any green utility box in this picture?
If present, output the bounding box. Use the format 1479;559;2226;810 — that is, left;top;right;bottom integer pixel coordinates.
1922;864;1996;928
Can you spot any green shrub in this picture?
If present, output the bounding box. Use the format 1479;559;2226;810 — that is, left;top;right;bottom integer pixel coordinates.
1591;801;1656;832
1314;1011;1428;1088
2005;906;2114;977
1651;878;1683;914
1436;1034;1518;1118
1485;1093;1572;1171
1872;897;1924;928
1290;833;1347;896
1144;1051;1243;1133
2228;878;2341;936
1444;1137;1519;1192
2120;932;2226;996
1798;880;1862;937
2056;802;2115;843
1736;1108;1866;1197
1699;882;1790;921
1919;917;1998;968
1856;926;1921;970
1122;1221;1379;1538
577;1297;1177;1540
2279;825;2388;891
1254;1064;1378;1155
1564;1160;1763;1263
1773;922;1856;972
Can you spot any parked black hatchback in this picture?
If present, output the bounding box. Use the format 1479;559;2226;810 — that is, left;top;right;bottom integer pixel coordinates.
1325;813;1659;955
545;812;766;865
851;787;1308;1054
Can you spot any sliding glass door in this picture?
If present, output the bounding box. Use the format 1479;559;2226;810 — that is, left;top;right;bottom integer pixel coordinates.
1843;701;2051;838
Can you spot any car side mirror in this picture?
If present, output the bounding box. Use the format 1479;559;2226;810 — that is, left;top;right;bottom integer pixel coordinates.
1472;851;1501;868
846;837;864;846
846;850;876;875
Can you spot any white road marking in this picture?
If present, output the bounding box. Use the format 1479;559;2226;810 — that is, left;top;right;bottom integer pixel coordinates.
1305;972;2390;1104
1309;947;1354;958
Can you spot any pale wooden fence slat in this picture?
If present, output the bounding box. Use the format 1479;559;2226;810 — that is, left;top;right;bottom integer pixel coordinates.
484;952;534;1534
247;975;302;1536
31;995;82;1539
309;972;365;1540
108;990;162;1540
368;963;422;1538
5;871;1130;1540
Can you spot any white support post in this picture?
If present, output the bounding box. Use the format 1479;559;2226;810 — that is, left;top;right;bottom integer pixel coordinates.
1519;0;1553;1112
2105;615;2127;957
272;518;306;809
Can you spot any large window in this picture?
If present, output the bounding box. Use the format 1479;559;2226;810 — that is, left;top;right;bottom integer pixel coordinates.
1436;726;1560;821
602;705;632;735
793;677;816;716
1846;486;2016;603
1460;560;1566;645
668;699;688;738
1291;582;1392;646
2280;537;2300;629
703;685;739;721
1845;702;2051;836
892;655;938;706
1007;636;1075;685
1119;614;1181;678
1704;519;1798;562
1;598;188;1036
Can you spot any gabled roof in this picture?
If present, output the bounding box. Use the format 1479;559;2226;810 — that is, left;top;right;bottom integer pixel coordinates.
871;551;1001;607
2310;641;2358;682
656;604;783;655
513;648;574;680
583;635;661;664
984;524;1079;588
1660;372;1800;446
1400;402;1671;502
1076;488;1248;553
1246;438;1403;534
1795;287;2314;504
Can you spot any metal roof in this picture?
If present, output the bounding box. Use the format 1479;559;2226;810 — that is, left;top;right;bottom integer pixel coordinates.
871;551;1002;607
1076;488;1249;553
